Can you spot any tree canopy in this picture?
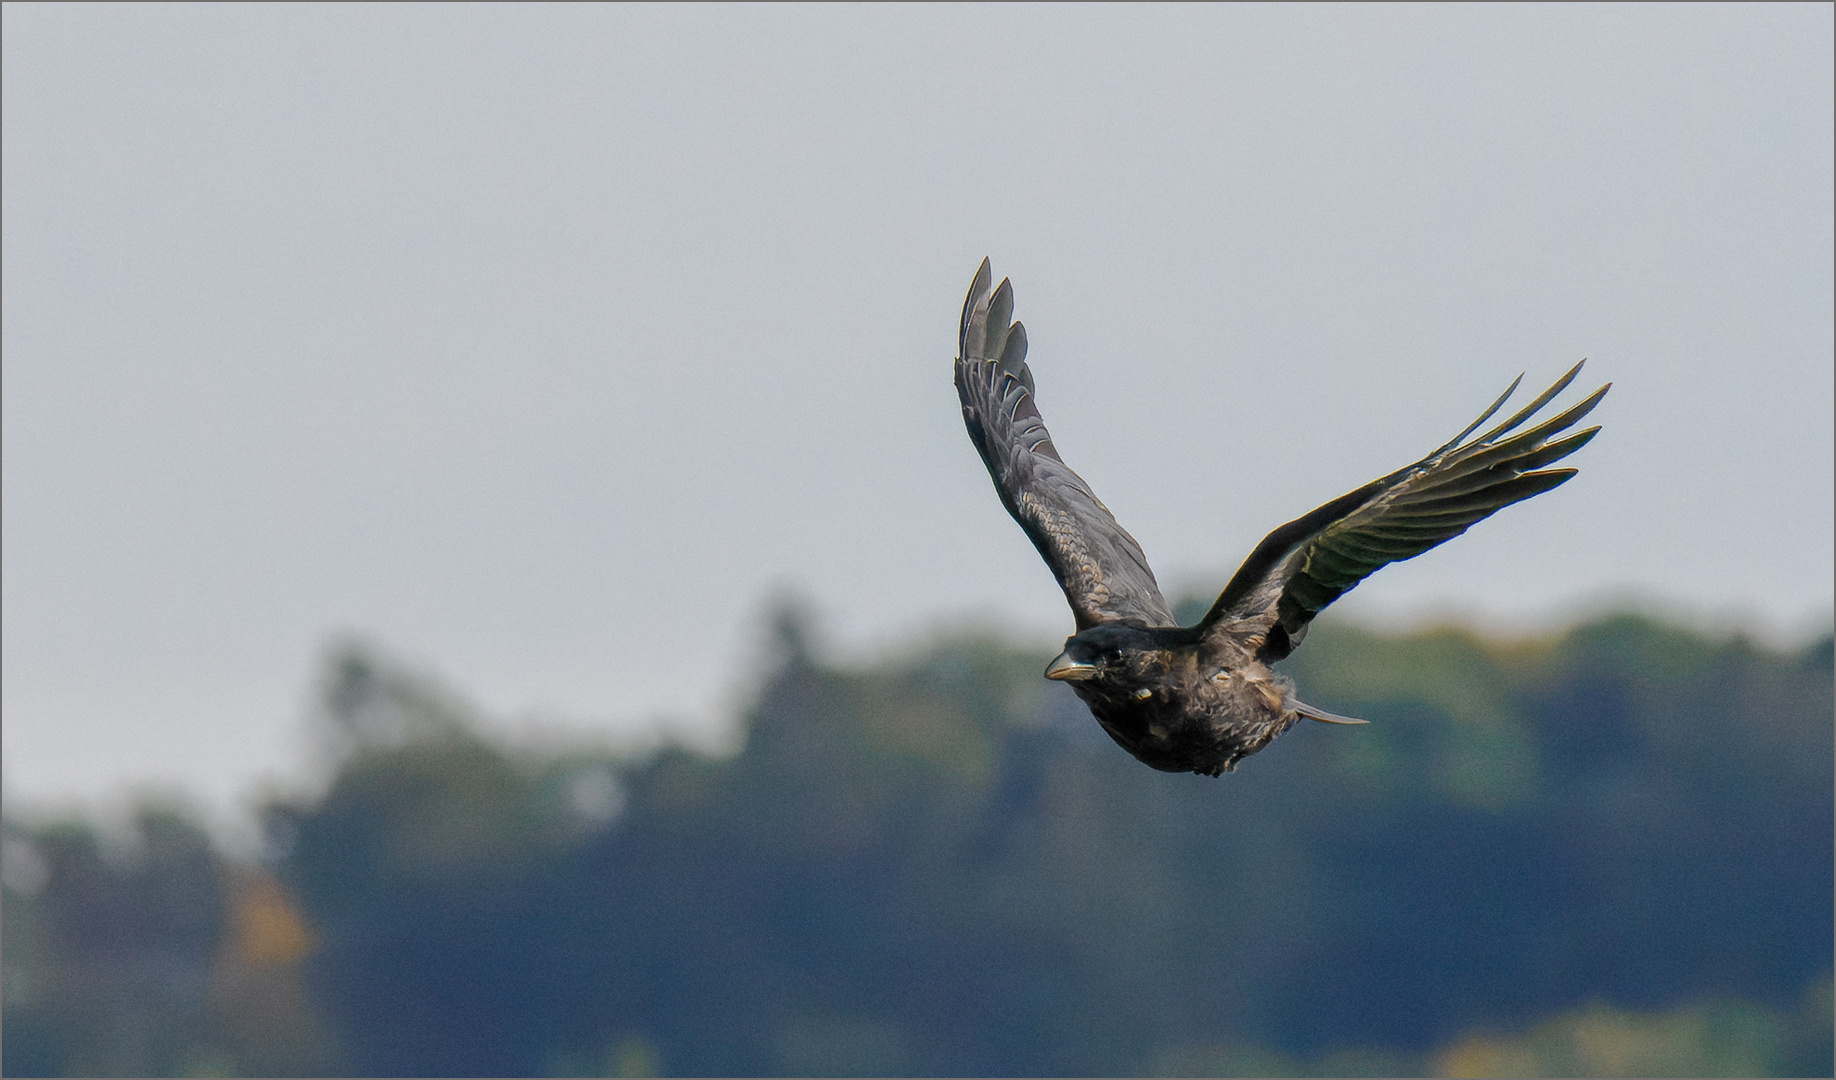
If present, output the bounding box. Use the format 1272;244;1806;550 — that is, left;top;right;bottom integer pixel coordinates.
4;610;1831;1076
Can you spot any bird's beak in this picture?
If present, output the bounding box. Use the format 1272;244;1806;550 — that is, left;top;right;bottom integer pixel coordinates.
1045;652;1099;681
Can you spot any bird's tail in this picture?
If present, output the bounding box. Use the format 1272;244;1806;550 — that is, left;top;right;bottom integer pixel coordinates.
1291;697;1369;725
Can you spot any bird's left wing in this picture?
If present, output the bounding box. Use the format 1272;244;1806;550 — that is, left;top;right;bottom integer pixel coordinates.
955;259;1176;630
1197;362;1608;661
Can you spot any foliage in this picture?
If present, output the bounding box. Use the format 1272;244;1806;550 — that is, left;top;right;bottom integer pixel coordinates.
3;613;1830;1076
1;810;337;1077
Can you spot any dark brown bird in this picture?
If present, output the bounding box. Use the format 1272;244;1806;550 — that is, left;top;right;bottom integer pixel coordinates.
954;259;1608;776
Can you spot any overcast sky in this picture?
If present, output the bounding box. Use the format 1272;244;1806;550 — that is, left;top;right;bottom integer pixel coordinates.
5;4;1832;830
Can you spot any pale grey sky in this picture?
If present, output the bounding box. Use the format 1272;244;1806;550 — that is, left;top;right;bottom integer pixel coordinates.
5;4;1832;828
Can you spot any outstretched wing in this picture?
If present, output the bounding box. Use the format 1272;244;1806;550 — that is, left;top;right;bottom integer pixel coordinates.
1198;362;1608;661
955;259;1176;630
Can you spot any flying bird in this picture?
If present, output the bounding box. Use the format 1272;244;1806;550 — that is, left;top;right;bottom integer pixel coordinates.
954;259;1608;776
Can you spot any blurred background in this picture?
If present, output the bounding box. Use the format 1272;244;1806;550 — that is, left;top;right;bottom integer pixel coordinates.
3;5;1831;1077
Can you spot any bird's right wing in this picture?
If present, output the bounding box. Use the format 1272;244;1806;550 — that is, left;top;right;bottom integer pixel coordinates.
1197;362;1608;661
955;259;1177;630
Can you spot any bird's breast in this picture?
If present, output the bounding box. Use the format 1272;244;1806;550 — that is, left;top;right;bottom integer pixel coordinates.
1072;662;1294;775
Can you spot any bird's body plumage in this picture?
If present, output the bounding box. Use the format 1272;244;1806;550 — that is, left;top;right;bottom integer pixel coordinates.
954;259;1607;776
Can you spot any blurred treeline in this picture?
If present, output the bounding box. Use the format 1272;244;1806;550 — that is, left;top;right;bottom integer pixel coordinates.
3;609;1831;1077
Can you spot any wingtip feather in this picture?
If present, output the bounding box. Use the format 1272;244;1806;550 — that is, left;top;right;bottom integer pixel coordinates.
1473;361;1588;445
1437;373;1523;455
998;320;1028;376
960;258;995;358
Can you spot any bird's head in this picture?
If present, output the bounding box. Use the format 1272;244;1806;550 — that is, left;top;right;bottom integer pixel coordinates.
1044;624;1164;684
